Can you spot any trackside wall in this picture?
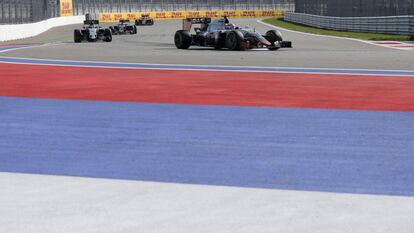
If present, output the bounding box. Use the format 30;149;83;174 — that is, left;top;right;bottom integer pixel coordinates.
0;15;85;41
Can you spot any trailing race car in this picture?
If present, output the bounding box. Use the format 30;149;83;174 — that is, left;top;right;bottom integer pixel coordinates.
174;17;292;50
135;14;154;26
74;20;112;42
109;19;137;35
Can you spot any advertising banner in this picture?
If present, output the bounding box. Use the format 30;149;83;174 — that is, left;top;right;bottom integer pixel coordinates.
99;10;284;23
60;0;73;17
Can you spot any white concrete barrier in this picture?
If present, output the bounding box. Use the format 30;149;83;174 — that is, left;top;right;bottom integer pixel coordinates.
0;15;85;41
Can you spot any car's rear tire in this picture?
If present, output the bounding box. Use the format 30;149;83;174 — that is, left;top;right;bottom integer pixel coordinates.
225;31;243;50
104;29;112;42
74;29;82;43
174;30;191;49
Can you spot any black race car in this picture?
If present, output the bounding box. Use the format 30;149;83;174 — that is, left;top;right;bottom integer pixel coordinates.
135;14;154;26
74;20;112;43
109;19;137;35
174;17;292;50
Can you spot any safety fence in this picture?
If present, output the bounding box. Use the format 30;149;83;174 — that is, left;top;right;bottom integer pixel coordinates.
284;12;414;35
294;0;414;17
99;10;284;22
0;0;60;24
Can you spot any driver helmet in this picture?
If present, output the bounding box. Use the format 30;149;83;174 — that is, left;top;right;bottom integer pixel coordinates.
225;23;236;30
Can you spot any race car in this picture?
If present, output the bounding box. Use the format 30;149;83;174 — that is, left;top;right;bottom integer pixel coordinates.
109;19;137;35
135;14;154;26
174;17;292;50
74;20;112;42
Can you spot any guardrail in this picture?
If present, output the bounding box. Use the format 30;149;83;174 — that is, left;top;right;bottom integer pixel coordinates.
284;12;414;35
0;0;59;24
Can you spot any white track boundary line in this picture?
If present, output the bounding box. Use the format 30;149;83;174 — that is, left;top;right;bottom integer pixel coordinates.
0;42;413;76
257;19;414;51
2;55;414;73
0;43;59;53
1;56;414;77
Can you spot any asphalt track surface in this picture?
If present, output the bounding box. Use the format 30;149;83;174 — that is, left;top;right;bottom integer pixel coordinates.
1;19;414;233
3;19;414;70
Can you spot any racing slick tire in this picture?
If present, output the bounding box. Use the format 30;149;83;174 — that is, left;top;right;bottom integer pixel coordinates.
174;30;191;49
225;31;244;51
265;30;283;43
135;20;143;26
265;30;282;50
109;26;115;34
131;25;137;34
146;19;154;25
104;29;112;42
74;29;82;43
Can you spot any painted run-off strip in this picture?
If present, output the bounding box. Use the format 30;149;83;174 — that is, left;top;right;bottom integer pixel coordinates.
2;62;414;112
1;97;414;196
370;41;414;51
1;56;414;76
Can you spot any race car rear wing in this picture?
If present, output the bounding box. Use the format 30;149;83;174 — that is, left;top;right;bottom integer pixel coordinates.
84;20;99;25
182;18;211;31
119;19;130;23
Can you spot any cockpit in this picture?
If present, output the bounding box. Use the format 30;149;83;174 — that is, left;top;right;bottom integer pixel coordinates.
207;19;226;32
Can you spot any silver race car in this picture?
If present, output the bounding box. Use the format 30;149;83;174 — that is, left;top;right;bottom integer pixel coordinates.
74;20;112;43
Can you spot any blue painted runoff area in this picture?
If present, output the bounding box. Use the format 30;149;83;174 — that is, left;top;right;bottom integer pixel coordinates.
0;97;413;196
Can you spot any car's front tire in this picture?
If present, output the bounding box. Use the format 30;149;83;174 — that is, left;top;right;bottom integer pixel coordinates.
131;25;137;34
104;29;112;42
74;29;82;43
265;30;283;43
265;30;283;51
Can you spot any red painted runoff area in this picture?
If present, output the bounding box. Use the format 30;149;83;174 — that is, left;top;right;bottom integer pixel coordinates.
1;63;413;111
